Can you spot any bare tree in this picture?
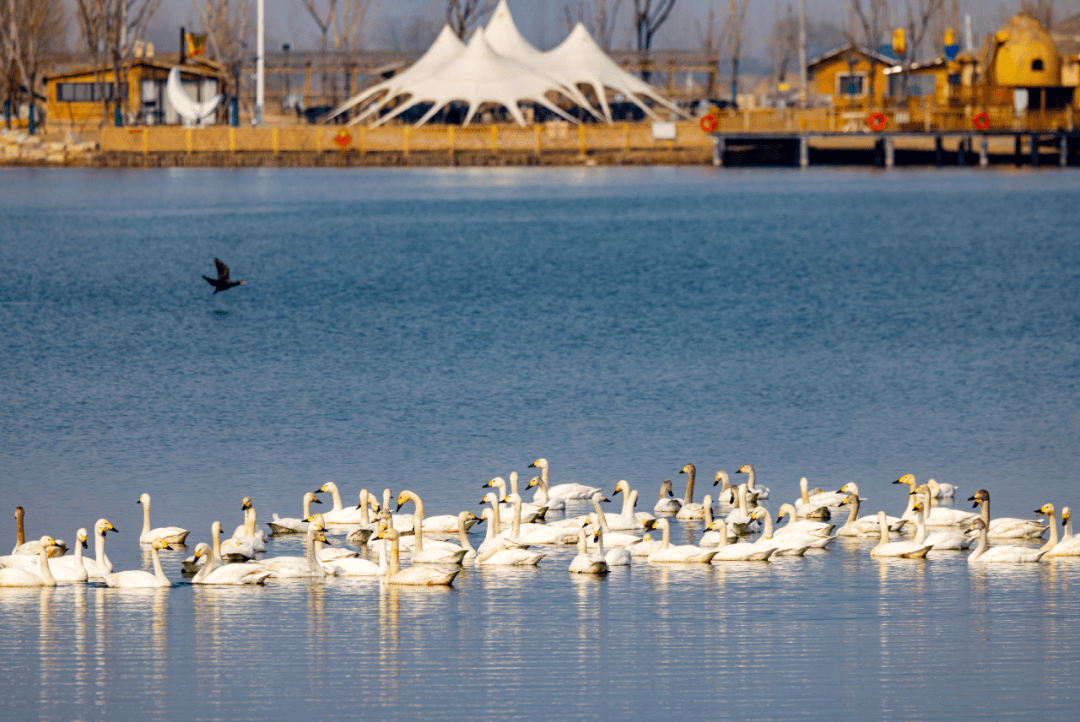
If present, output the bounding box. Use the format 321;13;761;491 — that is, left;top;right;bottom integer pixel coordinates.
722;0;750;107
302;0;376;103
446;0;494;40
632;0;677;52
191;0;252;104
694;1;721;98
905;0;945;61
1;0;65;124
106;0;160;123
771;3;798;87
1019;0;1055;27
845;0;891;102
562;0;624;50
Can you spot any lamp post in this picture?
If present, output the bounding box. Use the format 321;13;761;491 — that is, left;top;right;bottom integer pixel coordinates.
255;0;264;124
283;43;291;109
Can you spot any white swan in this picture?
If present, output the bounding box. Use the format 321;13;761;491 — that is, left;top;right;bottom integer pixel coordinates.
699;495;739;547
0;538;58;587
585;494;643;549
612;481;654;524
568;528;608;574
1036;504;1080;557
967;519;1044;563
41;529;89;582
750;506;832;550
654;479;681;514
927;478;957;499
736;464;770;500
314;482;367;525
476;527;546;566
502;494;578;546
791;477;845;508
377;528;459;586
630;534;662;558
83;519;118;578
968;489;1047;538
775;504;835;538
475;508;532;556
870;511;932;559
103;539;172;588
299;514;361;562
712;470;736;504
675;464;705;520
894;475;976;527
743;509;810;557
257;525;332;578
835;491;906;536
183;521;224;572
1063;507;1074;539
641;519;716;563
792;478;831;520
527;458;601;500
345;489;380;545
397;491;468;565
527;476;566;511
592;523;631;566
483;477;546;523
137;493;190;546
725;485;758;535
10;507;66;557
706;520;775;562
911;495;973;550
191;544;271;585
268;492;323;535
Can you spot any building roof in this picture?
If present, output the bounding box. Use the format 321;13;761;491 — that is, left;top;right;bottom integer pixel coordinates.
44;56;223;82
807;44;903;71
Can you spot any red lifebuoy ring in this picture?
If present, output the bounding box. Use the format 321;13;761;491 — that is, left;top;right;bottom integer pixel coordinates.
973;111;990;131
867;112;887;132
699;114;718;133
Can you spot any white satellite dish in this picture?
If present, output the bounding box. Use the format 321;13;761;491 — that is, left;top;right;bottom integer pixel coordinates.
167;67;222;125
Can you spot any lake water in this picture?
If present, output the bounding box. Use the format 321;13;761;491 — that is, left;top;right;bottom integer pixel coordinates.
1;166;1079;720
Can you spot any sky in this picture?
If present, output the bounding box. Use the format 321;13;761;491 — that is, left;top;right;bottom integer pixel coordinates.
136;0;1073;75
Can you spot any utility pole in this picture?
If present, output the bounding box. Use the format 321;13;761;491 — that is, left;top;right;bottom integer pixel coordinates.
256;0;265;124
798;0;807;107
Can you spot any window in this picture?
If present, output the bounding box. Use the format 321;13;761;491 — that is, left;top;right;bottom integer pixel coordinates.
837;74;866;98
55;82;127;102
1032;59;1045;71
948;73;961;85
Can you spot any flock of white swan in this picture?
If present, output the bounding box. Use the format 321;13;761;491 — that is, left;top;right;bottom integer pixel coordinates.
1;459;1074;589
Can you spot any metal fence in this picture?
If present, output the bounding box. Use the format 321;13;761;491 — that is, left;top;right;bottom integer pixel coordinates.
707;107;1076;134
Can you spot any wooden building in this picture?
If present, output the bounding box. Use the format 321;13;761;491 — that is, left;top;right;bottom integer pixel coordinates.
807;45;901;107
44;56;223;127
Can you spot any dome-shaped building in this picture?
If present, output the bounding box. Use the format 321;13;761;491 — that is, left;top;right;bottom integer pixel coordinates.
991;13;1060;87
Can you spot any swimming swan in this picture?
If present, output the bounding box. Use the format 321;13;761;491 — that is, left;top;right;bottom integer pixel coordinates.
699;496;739;547
775;504;835;538
675;464;705;520
10;508;66;558
585;494;643;548
527;458;601;501
1036;504;1080;557
377;528;458;585
926;478;957;499
911;497;973;550
527;476;566;511
712;470;736;505
792;478;831;520
654;479;682;514
705;520;775;562
870;511;932;559
967;519;1044;563
191;544;271;585
836;493;906;537
183;521;224;572
256;525;332;578
314;482;367;525
268;492;323;535
591;523;631;566
484;477;546;523
475;508;532;556
137;493;190;546
968;489;1047;539
893;475;976;527
568;528;608;574
396;491;468;565
0;538;58;587
103;540;172;588
750;506;832;551
641;519;717;563
42;529;89;582
736;464;770;501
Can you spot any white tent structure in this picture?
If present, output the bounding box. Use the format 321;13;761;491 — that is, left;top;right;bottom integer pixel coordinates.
323;24;465;125
543;23;689;123
324;0;687;127
365;28;583;128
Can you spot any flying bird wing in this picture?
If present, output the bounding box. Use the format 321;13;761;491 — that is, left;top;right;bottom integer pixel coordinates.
214;258;230;282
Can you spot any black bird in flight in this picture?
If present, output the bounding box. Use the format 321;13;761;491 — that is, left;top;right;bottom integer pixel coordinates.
203;258;246;294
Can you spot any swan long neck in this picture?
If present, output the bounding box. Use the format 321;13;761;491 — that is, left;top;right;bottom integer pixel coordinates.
619;486;633;518
305;530;325;576
457;517;474;555
596;528;606;557
1064;513;1074;539
659;481;670;501
980;499;990;527
490;496;501;530
378;538;388;575
877;513;889;547
746;466;756;490
150;546;167;585
684;468;695;505
74;533;84;566
970;526;989;559
382;489;391;515
800;477;809;505
212;524;221;561
660;521;670;550
901;489;916;517
331;485;343;512
1036;507;1054;552
15;511;24;548
846;496;859;524
760;509;773;538
389;535;400;576
512;499;522;538
913;505;925;545
95;528;107;571
703;497;713;526
37;547;56;586
406;492;425;553
303;494;313;520
577;530;587;555
738;485;748;513
509;473;518;496
142;500;152;536
535;481;549;505
244;506;256;537
193;548;217;583
591;497;612;536
541;462;548;486
359;490;369;525
482;513;495;542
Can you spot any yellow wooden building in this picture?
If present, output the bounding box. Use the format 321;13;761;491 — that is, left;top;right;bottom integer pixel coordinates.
806;44;901;107
44;56;224;127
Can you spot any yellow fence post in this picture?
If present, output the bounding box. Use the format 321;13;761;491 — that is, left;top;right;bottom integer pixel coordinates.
535;126;541;156
272;128;279;154
624;123;630;151
578;124;586;154
491;126;498;153
403;126;410;157
228;127;235;153
185;128;192;154
360;127;366;154
142;128;149;154
449;126;455;161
